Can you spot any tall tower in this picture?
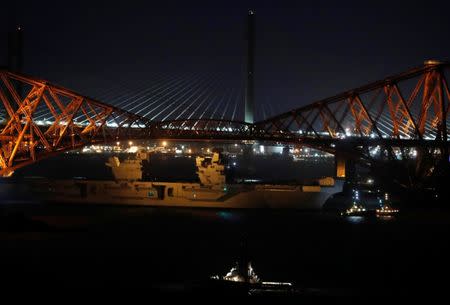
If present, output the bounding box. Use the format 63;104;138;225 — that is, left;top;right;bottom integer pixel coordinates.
244;10;255;124
7;26;24;98
8;26;23;73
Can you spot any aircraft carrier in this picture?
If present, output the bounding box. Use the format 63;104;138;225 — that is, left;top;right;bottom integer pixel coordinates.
26;150;343;209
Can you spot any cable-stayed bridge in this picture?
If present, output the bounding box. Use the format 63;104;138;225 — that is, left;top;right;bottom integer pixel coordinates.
0;61;449;182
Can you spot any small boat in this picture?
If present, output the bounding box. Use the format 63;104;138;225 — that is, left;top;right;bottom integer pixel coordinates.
340;190;399;217
340;189;370;216
376;193;399;217
209;237;297;295
340;202;368;216
209;261;296;295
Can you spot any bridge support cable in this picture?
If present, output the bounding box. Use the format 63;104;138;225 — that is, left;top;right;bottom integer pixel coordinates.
265;98;275;118
160;75;218;122
186;74;229;121
89;73;168;106
137;72;204;119
231;82;243;122
208;91;227;120
187;76;231;124
196;79;231;122
65;73;169;124
106;72;183;113
220;87;235;120
156;72;218;121
201;82;240;130
149;72;216;121
89;78;150;101
33;73;167;121
125;72;198;115
174;75;224;121
261;102;268;121
76;73;177;125
138;73;206;120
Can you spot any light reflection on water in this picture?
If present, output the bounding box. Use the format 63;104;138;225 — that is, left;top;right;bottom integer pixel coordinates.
160;208;243;222
345;216;366;224
216;211;241;222
376;215;395;221
344;214;398;224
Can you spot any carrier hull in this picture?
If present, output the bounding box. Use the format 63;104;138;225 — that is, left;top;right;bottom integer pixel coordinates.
28;179;343;210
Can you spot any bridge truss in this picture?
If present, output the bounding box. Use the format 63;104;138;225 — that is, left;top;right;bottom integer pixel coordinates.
254;62;450;174
0;70;153;176
1;62;449;180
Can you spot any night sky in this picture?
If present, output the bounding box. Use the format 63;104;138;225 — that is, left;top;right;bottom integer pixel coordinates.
1;0;449;121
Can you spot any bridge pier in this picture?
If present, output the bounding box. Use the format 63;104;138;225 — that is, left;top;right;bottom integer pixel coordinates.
335;153;346;179
242;143;254;160
334;152;356;180
335;152;357;195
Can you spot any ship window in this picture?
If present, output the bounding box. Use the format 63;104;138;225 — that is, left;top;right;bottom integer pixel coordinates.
168;187;174;197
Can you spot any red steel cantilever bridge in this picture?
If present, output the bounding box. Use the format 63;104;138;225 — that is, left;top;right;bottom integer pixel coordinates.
0;61;449;179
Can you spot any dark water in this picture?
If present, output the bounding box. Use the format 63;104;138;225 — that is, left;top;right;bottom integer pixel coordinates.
1;204;450;297
1;154;449;297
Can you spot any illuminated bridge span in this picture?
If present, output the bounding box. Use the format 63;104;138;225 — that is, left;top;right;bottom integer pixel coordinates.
0;61;449;177
254;61;450;165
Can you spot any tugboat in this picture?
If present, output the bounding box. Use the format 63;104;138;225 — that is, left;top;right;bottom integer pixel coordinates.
209;237;296;295
376;192;399;217
339;189;399;217
210;261;261;284
340;189;368;216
